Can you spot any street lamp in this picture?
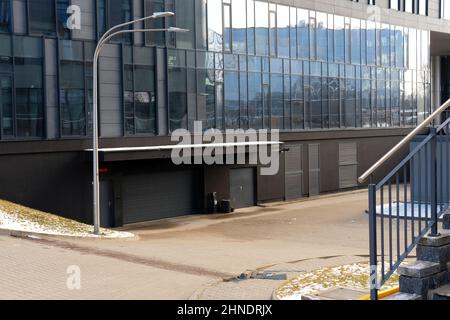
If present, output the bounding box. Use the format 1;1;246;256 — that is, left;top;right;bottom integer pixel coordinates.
92;13;188;235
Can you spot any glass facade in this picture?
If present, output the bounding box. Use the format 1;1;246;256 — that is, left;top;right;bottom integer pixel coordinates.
0;0;434;140
167;1;431;132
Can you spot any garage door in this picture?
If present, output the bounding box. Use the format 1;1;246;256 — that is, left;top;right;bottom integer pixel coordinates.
122;170;200;224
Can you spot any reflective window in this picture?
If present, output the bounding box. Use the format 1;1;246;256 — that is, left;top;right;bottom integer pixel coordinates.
124;47;157;135
269;4;276;57
168;50;187;131
224;0;231;52
15;57;44;137
247;0;255;55
224;71;239;128
57;0;70;39
316;12;327;62
351;19;361;64
99;0;132;43
145;0;165;46
334;16;344;63
29;0;56;35
175;0;195;49
0;0;10;33
390;0;399;9
195;0;207;49
255;1;268;56
277;5;290;58
270;73;283;129
367;21;376;66
232;0;247;54
405;0;414;13
297;9;309;60
208;0;222;52
381;24;390;67
289;8;297;59
442;0;450;19
248;72;262;129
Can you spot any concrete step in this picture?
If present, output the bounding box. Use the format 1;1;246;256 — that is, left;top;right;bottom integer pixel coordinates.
382;292;422;300
428;284;450;300
398;260;442;278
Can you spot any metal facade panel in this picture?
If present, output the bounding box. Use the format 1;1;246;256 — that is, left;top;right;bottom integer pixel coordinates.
308;144;320;196
230;168;255;209
339;142;358;189
285;145;303;200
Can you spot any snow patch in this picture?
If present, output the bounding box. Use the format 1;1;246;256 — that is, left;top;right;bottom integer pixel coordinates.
0;201;134;239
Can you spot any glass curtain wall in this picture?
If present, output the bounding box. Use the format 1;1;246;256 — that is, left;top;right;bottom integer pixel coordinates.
166;0;430;133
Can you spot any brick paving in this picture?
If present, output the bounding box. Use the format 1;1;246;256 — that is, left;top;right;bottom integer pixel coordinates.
0;190;372;300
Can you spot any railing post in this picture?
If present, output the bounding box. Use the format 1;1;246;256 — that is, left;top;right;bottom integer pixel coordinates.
430;128;440;237
369;183;378;300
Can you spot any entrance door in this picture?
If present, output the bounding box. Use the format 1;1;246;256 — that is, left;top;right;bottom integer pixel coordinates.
230;168;255;209
100;180;114;228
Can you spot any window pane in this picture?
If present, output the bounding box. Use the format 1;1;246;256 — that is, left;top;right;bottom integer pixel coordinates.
145;0;165;46
247;0;255;55
291;75;304;129
290;8;297;59
232;0;247;54
248;72;262;129
334;15;344;63
224;2;231;52
57;0;70;39
317;12;327;61
0;0;11;32
297;9;309;60
29;0;56;35
390;0;399;10
271;74;283;129
169;67;187;131
0;75;12;135
195;0;207;49
108;0;132;43
351;18;361;64
175;0;195;49
405;0;414;13
367;21;376;65
255;1;268;56
277;5;290;58
225;71;239;128
208;0;223;52
269;4;276;57
14;57;44;137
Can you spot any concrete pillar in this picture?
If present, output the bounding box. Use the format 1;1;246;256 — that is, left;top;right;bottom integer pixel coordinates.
431;56;441;112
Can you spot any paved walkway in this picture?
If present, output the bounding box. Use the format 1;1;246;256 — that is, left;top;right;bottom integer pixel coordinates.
0;189;371;299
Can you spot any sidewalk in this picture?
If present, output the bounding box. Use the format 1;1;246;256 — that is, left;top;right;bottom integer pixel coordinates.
0;189;371;299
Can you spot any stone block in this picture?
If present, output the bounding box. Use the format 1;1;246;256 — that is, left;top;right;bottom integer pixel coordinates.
400;271;450;298
419;233;450;247
417;243;450;266
398;260;442;278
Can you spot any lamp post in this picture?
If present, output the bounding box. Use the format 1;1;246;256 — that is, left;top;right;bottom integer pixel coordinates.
92;12;188;235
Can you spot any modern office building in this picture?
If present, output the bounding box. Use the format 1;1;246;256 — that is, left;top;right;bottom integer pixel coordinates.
0;0;449;226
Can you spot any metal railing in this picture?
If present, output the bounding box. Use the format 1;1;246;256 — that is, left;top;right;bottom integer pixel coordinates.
359;98;450;184
368;118;450;300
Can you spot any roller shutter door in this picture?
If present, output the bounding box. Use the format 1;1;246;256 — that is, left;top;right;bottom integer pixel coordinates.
122;170;200;224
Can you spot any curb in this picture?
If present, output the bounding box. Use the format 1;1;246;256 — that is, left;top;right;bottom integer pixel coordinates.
1;228;138;242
